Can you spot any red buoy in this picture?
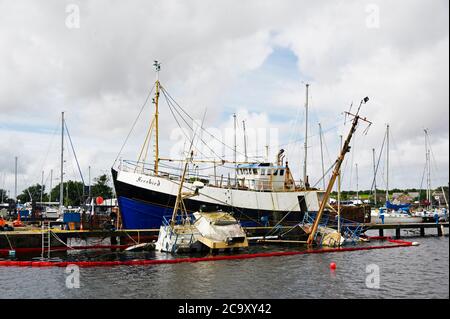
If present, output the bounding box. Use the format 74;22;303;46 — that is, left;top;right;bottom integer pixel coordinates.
96;196;104;205
330;262;337;270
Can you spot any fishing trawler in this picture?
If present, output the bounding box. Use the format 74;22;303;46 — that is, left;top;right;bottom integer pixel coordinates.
112;62;365;229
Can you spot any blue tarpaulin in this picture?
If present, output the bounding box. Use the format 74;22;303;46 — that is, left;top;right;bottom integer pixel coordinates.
386;201;411;211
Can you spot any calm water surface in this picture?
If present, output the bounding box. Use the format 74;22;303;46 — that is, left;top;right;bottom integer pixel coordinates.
0;230;448;299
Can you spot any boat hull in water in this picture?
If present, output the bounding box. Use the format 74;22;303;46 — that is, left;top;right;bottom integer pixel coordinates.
112;168;370;229
112;168;316;229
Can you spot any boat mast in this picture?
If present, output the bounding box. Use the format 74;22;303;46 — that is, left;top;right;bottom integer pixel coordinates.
233;113;237;186
88;165;91;199
153;61;161;175
337;135;343;237
424;129;432;209
303;83;309;188
319;122;325;190
243;120;248;163
307;97;370;245
14;156;17;201
385;124;389;203
372;148;377;206
40;170;44;204
60;112;64;210
49;169;53;202
355;163;359;202
171;151;192;225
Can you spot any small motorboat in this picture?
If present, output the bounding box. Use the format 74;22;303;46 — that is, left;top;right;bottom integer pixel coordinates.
193;210;248;251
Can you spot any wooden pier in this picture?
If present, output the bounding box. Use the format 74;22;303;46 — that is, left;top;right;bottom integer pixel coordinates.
363;222;449;238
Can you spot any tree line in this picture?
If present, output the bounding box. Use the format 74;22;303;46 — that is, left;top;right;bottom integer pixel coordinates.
330;186;449;202
0;174;114;207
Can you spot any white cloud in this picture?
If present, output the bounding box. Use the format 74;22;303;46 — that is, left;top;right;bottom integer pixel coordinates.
0;0;448;196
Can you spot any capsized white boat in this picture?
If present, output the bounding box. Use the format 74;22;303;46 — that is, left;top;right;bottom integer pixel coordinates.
155;222;203;253
193;210;248;250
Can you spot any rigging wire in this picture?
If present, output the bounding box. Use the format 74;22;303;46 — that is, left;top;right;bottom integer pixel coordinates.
113;83;155;167
64;121;85;185
161;88;226;161
160;85;259;162
369;130;387;193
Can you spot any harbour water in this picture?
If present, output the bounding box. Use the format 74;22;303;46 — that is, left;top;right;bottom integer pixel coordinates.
0;231;448;299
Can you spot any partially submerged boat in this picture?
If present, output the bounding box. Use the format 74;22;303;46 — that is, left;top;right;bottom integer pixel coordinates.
155;140;249;254
193;210;248;250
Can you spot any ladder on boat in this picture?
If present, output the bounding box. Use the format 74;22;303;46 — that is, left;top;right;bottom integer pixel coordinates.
41;221;51;259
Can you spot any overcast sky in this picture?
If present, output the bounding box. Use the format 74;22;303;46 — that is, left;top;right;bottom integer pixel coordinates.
0;0;448;198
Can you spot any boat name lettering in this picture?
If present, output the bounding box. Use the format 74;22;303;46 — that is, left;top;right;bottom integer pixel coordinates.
136;177;161;187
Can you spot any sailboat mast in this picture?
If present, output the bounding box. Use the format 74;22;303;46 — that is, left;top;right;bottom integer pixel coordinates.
49;169;53;202
40;170;44;204
14;156;17;201
356;163;359;202
337;135;343;236
243;120;248;163
372;148;377;206
319;123;325;190
385;124;389;203
424;129;431;208
233;113;237;186
88;165;91;199
60;112;64;210
303;83;309;188
153;61;161;175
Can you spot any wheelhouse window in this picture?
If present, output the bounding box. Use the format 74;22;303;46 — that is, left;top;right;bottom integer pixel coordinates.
280;169;285;176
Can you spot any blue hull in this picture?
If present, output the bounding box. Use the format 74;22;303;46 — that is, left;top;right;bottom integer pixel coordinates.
117;196;266;229
118;196;173;229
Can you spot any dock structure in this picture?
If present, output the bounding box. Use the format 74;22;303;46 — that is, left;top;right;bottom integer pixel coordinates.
0;222;448;250
363;222;449;238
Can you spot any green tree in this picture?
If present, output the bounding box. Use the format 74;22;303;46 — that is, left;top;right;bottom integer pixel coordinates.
91;174;113;199
17;184;48;203
50;181;85;206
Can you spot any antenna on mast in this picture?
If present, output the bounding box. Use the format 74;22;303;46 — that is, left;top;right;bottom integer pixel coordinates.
152;60;161;175
153;60;161;78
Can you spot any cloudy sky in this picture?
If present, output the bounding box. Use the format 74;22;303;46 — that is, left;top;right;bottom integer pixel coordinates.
0;0;448;198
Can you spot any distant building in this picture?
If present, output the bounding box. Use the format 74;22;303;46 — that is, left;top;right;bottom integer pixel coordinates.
392;193;413;204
